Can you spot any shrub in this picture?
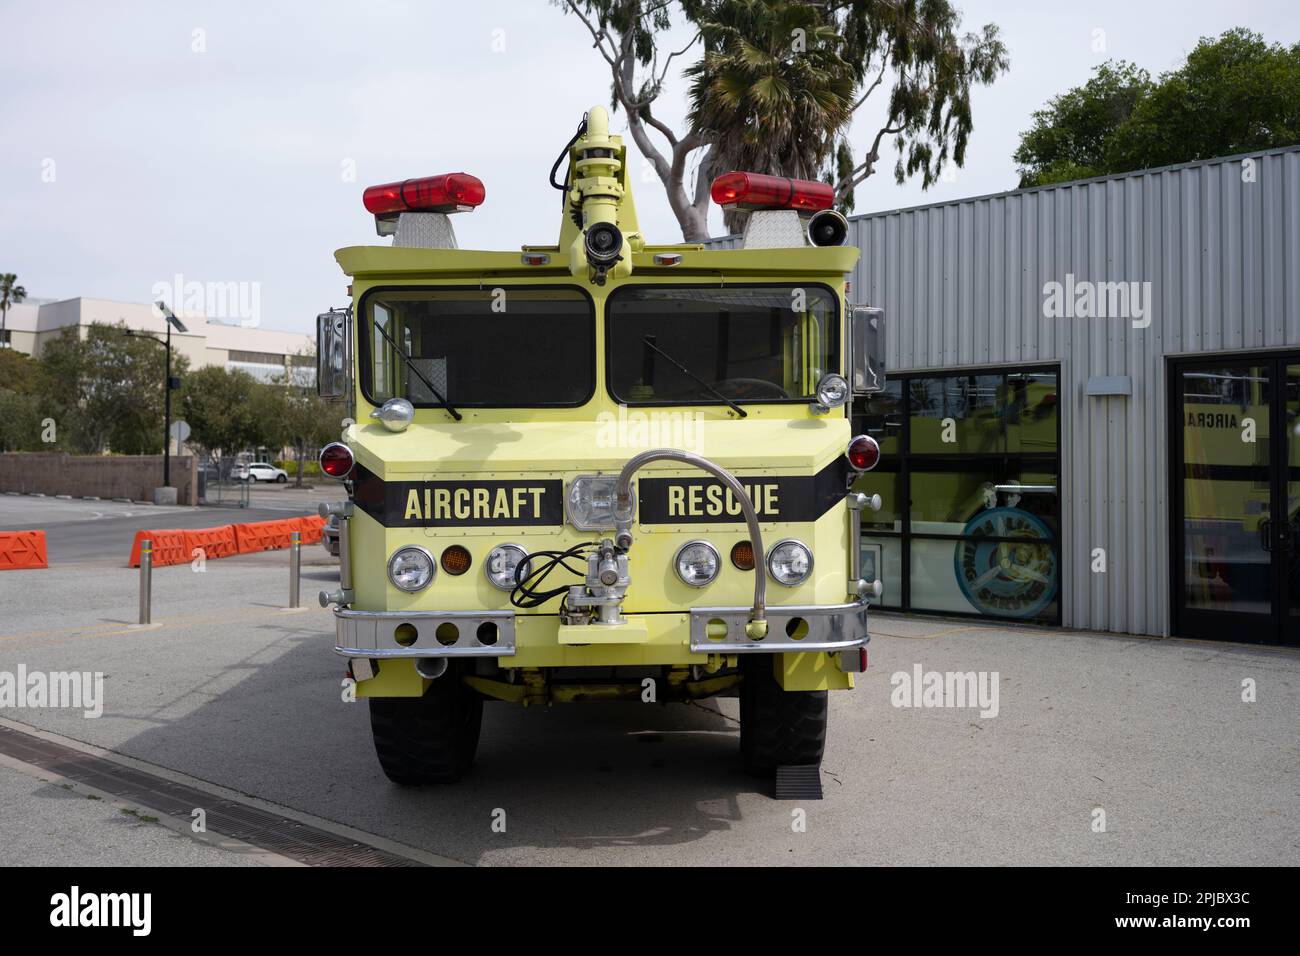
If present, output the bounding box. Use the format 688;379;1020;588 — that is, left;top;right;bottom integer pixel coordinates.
275;459;320;477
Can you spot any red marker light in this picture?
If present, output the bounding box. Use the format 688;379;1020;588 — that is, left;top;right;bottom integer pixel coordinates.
846;435;881;472
319;442;355;479
710;171;834;212
362;173;486;215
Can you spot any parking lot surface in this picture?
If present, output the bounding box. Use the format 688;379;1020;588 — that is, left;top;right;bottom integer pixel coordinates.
1;497;1297;866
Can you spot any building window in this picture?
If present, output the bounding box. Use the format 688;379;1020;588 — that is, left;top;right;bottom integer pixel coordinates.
228;349;286;365
852;366;1062;624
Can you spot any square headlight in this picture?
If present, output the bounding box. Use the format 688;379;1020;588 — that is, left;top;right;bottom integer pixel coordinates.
565;475;637;531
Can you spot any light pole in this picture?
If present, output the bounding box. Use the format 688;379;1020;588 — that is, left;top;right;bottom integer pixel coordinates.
129;305;188;487
155;303;188;487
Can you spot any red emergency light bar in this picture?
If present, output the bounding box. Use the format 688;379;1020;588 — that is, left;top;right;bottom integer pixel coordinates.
362;173;486;216
710;171;834;212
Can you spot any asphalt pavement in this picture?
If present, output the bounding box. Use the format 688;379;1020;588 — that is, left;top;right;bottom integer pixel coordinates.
1;495;1297;866
0;485;335;565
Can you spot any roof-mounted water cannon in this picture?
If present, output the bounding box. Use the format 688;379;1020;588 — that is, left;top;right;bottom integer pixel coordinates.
558;107;641;285
362;172;486;248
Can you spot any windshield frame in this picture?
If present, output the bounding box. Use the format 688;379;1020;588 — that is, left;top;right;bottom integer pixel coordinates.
603;281;842;408
356;284;598;410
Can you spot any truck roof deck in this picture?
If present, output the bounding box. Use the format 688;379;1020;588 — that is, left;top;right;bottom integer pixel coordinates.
335;245;859;280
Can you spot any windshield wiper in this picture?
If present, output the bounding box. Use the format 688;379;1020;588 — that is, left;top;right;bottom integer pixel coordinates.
641;336;747;418
371;319;462;421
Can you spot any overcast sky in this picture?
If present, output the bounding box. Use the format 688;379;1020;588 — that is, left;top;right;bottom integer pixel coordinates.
1;0;1295;335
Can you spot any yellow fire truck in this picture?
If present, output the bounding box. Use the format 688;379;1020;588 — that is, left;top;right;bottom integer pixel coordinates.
314;107;885;794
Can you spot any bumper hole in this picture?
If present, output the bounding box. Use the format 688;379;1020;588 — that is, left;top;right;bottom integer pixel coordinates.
394;623;418;647
785;617;810;641
476;621;498;646
706;618;728;641
435;622;459;646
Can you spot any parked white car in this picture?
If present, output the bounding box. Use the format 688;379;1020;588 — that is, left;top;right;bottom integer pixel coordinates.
238;462;289;483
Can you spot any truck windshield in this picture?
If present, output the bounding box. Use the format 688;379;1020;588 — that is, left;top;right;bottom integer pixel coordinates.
606;285;838;405
361;288;595;407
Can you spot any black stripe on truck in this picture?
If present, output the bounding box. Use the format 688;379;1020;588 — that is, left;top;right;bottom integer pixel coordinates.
636;457;848;524
353;466;564;528
352;457;847;528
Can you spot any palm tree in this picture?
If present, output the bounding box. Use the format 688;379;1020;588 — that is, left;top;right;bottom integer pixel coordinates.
0;274;27;350
685;0;856;233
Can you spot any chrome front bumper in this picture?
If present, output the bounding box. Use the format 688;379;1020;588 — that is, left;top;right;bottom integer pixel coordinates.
334;597;869;659
688;597;870;653
334;609;517;659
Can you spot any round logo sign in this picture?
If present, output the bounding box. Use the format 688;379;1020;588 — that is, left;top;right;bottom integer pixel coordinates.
953;507;1058;619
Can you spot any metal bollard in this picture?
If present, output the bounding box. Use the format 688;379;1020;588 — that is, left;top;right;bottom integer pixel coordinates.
289;531;301;608
139;538;152;625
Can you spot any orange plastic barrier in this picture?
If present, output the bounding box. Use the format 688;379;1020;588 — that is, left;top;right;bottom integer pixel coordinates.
295;515;327;545
128;529;191;568
0;530;48;570
233;518;299;554
127;515;323;567
184;524;239;561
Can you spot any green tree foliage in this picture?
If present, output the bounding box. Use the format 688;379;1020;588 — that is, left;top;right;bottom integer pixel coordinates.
0;347;41;395
0;390;43;452
1016;29;1300;188
0;272;26;347
0;330;326;466
179;365;331;477
1012;62;1152;187
177;365;262;471
35;323;189;454
686;1;854;231
0;373;44;452
558;0;1008;237
255;369;341;487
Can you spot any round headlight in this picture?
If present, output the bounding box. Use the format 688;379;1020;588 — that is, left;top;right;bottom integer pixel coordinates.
767;539;813;586
674;540;721;587
816;373;850;408
388;546;435;592
485;544;531;591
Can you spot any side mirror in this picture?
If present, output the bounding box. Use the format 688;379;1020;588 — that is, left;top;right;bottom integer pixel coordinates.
850;305;885;394
317;309;349;399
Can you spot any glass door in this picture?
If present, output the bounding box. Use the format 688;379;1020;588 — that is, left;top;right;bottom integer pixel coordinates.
853;367;1061;624
1282;364;1300;644
1173;355;1300;645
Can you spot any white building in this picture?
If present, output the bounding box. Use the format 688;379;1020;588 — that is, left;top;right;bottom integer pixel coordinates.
1;297;315;384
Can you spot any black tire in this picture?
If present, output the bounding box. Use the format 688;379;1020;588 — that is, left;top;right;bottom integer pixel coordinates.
276;474;287;483
739;656;828;775
368;668;483;784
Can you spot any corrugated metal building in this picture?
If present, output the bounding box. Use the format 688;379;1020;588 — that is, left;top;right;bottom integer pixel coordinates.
711;145;1300;643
